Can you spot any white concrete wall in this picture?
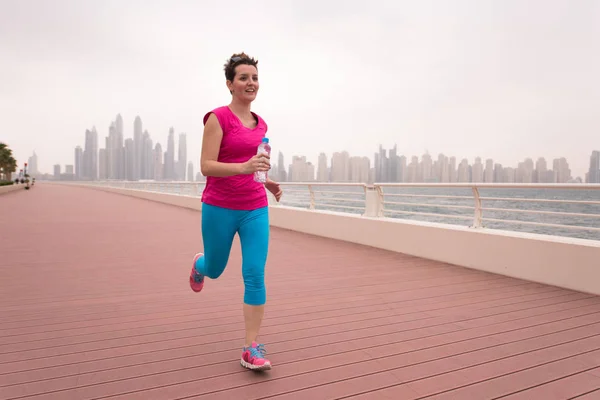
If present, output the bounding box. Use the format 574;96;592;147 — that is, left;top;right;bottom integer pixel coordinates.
269;205;600;296
78;185;202;211
60;183;600;296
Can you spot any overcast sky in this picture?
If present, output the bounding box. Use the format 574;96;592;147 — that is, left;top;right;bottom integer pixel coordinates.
1;0;598;178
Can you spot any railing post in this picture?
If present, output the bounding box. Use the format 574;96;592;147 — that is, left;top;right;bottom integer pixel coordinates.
363;185;383;217
472;187;483;228
308;185;315;210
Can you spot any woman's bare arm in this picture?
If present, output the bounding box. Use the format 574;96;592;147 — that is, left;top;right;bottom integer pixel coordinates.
200;113;244;177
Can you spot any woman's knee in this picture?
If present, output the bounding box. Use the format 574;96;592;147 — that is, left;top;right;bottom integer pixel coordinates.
200;253;229;279
242;269;266;305
205;268;225;280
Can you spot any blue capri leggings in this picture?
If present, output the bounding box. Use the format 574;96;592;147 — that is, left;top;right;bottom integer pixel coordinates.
194;203;269;306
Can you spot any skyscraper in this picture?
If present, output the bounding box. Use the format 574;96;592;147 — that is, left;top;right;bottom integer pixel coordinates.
83;127;98;180
178;133;187;181
154;143;163;180
484;159;494;182
124;138;134;180
317;152;328;182
187;162;194;182
114;114;124;179
553;158;571;183
588;151;600;183
27;151;38;176
472;157;483;182
141;130;153;180
165;128;175;180
74;146;83;180
277;152;286;182
133;116;143;180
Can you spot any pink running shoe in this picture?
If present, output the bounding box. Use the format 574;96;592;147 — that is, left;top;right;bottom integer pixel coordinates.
241;342;271;371
189;253;204;292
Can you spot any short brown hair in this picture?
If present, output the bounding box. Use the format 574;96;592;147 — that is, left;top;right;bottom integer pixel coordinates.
223;52;258;82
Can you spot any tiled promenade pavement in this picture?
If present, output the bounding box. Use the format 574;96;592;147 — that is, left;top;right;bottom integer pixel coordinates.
1;184;600;399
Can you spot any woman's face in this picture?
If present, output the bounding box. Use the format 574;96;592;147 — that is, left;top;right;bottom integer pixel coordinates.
228;64;259;102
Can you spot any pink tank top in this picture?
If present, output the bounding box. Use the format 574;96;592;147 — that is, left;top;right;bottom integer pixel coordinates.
201;105;269;210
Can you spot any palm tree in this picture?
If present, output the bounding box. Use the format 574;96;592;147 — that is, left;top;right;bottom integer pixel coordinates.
0;142;18;181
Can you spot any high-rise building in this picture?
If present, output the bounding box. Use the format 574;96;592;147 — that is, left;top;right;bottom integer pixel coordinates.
349;156;370;183
124;139;134;181
494;164;503;183
27;151;38;176
504;167;516;183
74;146;83;180
472;157;483;182
98;148;107;180
187;162;194;182
374;145;389;182
436;154;450;183
484;159;494;182
457;159;470;182
289;156;315;181
421;153;433;182
141;131;153;180
153;143;164;180
83;127;98;180
516;158;534;183
114;114;124;179
178;133;187;181
535;157;549;183
317;152;328;182
588;151;600;183
276;152;286;182
388;145;399;182
407;156;419;182
106;122;116;179
331;151;350;182
448;157;457;183
553;158;571;183
133;116;143;180
165;128;175;180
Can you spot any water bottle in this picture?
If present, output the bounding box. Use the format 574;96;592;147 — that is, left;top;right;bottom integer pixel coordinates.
254;137;271;183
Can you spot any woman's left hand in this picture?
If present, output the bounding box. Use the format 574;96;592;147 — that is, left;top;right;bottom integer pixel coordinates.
265;178;283;202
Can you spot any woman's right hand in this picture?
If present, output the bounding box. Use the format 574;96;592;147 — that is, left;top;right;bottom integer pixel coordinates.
240;154;271;174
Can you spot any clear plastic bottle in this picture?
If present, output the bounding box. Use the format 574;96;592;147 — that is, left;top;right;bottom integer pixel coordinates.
253;137;271;183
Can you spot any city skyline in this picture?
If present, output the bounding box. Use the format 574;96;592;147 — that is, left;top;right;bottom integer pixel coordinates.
26;111;600;184
16;117;598;181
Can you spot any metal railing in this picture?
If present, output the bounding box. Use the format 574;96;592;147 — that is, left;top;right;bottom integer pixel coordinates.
74;180;600;241
84;181;369;213
375;183;600;240
276;182;367;213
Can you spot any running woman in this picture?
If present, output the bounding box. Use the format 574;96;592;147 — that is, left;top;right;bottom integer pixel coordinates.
189;52;283;371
